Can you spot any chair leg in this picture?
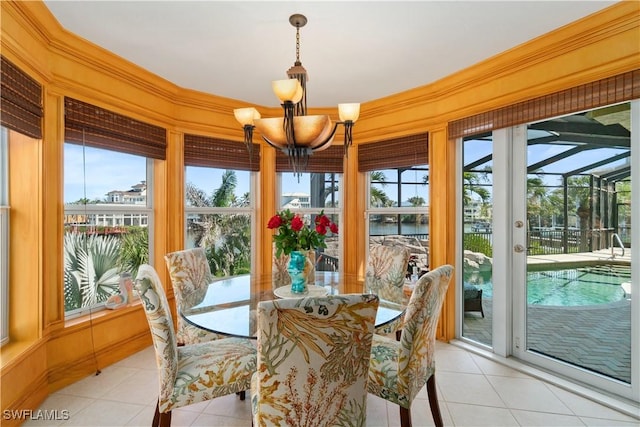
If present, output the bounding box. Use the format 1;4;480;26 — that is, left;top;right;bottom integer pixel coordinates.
158;411;172;427
426;375;444;427
152;401;160;427
399;406;412;427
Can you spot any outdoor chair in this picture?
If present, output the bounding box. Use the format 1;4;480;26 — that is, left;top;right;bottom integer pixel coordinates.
251;294;379;426
463;283;484;317
368;264;453;427
164;247;222;344
134;264;256;427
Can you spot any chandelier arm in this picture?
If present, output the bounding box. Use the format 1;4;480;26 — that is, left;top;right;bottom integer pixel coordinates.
338;120;354;157
282;101;296;148
242;124;255;167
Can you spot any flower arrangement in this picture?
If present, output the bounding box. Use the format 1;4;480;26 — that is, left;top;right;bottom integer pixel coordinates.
268;209;338;257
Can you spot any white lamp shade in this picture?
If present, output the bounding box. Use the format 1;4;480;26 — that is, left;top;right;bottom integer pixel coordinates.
338;103;360;122
234;107;261;126
272;79;302;103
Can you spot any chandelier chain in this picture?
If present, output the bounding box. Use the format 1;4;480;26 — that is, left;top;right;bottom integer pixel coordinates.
295;27;301;64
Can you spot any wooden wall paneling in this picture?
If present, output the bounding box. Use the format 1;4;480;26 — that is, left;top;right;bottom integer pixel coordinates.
257;145;276;289
46;307;151;392
342;145;361;292
7;131;41;343
42;92;64;329
428;126;457;341
165;131;185;255
0;342;48;427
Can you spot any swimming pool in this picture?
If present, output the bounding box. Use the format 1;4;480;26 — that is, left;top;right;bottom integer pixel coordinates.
464;263;630;306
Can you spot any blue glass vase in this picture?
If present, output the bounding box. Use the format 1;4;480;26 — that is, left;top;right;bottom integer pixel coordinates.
288;250;309;294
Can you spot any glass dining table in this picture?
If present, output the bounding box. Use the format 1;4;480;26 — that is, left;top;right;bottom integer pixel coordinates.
180;272;406;339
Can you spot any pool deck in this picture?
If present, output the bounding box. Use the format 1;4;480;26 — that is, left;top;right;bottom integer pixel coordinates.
463;248;633;383
527;248;632;266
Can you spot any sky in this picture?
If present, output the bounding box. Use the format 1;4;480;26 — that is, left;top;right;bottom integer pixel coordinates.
64;136;627;205
64;143;309;203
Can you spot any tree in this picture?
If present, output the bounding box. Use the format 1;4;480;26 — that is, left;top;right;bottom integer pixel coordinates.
370;171;392;207
526;175;548;228
63;232;121;311
185;170;251;276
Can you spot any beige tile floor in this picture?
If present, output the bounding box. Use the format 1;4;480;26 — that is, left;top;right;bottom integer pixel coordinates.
24;341;639;427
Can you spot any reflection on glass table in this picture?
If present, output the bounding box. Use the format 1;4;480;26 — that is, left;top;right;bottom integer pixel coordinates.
180;272;406;339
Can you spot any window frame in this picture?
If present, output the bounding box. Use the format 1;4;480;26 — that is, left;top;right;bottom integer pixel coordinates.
1;127;9;346
276;172;343;274
63;152;154;319
184;166;257;276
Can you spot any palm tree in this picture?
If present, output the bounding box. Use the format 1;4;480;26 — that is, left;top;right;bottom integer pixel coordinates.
64;232;121;311
463;171;491;205
527;175;548;229
370;171;392;207
186;170;251;276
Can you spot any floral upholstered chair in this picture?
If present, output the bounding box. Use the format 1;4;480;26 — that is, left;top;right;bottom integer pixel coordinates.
251;294;379;427
367;264;453;427
164;248;222;344
365;244;410;336
134;264;256;427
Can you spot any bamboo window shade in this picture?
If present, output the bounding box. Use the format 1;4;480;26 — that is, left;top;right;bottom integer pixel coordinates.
184;134;260;171
0;56;43;139
358;133;429;172
275;144;344;173
448;70;640;139
64;97;167;160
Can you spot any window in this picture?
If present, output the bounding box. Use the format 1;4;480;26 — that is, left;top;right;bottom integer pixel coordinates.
360;133;429;274
184;134;258;277
185;167;254;276
63;97;165;318
63;144;152;317
276;144;343;273
1;127;9;345
278;171;341;273
0;56;43;344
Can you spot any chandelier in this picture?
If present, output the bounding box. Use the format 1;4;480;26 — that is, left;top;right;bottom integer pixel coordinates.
234;14;360;177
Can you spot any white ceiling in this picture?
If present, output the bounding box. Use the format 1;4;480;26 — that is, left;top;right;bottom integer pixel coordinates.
42;1;618;108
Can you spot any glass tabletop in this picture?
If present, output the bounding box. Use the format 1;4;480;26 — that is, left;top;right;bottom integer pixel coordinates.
180;273;406;339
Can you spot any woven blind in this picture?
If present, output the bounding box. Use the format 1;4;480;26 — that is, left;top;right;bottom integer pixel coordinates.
184;134;260;171
276;144;344;173
449;70;640;139
358;133;429;172
0;56;43;139
64;97;167;160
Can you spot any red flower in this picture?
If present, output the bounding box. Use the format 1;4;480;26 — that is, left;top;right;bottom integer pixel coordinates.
316;215;331;227
290;215;304;231
267;215;283;229
268;209;338;257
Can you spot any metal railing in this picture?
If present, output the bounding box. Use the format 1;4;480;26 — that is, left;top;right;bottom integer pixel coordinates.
610;233;625;259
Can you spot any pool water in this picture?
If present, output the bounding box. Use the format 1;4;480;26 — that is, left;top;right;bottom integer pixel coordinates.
464;264;630;306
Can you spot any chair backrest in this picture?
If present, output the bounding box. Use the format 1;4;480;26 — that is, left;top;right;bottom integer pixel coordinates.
134;264;178;406
254;294;379;425
398;265;453;397
164;247;214;305
365;244;410;304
